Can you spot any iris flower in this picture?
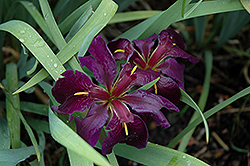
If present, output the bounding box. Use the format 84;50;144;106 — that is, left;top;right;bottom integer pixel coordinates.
108;29;199;104
52;36;179;154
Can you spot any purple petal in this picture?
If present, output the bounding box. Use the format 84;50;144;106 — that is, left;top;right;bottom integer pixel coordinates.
51;95;94;115
148;29;198;68
108;38;134;61
164;46;199;63
110;99;134;123
112;63;137;97
79;36;117;91
133;68;160;86
102;114;148;155
156;58;185;90
163;29;185;50
75;103;109;147
52;70;96;104
121;90;178;127
132;33;157;62
155;75;181;105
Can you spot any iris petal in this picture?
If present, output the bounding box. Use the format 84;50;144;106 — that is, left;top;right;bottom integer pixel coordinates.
52;70;96;104
108;38;134;61
102;114;148;155
75;103;109;147
110;99;134;123
132;33;157;62
79;36;117;91
155;75;181;105
121;90;179;127
156;58;185;90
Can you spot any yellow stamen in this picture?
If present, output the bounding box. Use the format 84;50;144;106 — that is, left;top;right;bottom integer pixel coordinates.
173;43;176;46
74;92;89;96
130;66;137;75
123;122;129;136
154;83;157;94
114;49;125;53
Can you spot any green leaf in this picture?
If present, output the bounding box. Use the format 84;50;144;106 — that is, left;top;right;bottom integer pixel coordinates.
13;0;118;94
168;85;250;148
65;6;93;42
49;108;111;166
20;101;48;116
39;0;66;50
0;116;10;150
240;0;250;14
178;51;212;151
0;146;36;166
0;20;66;81
180;89;209;143
110;143;209;165
109;10;161;24
5;63;21;149
38;81;59;106
67;149;94;166
120;0;244;40
26;117;50;134
58;0;101;34
18;1;53;42
14;107;41;162
138;77;160;91
184;0;203;18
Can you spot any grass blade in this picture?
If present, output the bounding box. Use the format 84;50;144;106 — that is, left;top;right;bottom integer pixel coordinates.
168;84;250;148
95;142;209;165
178;51;212;151
109;10;161;24
39;0;66;50
0;116;10;150
5;63;20;149
179;89;209;144
0;146;36;166
120;0;244;40
240;0;250;14
0;20;66;81
68;149;94;166
13;0;118;94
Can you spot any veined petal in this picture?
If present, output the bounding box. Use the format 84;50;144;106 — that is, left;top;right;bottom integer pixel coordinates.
155;75;181;105
156;58;185;90
108;38;134;61
52;70;96;104
163;46;199;63
51;95;94;115
133;68;160;86
112;71;136;97
79;36;117;91
121;90;179;127
132;33;157;62
75;103;109;147
148;29;198;68
102;114;148;155
110;99;134;123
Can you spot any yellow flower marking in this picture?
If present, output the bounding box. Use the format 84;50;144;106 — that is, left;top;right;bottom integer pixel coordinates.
114;49;125;53
154;83;157;94
123;122;129;136
130;66;138;75
74;92;89;96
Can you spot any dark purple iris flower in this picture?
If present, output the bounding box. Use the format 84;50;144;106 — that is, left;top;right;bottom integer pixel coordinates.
51;36;179;154
108;29;199;105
